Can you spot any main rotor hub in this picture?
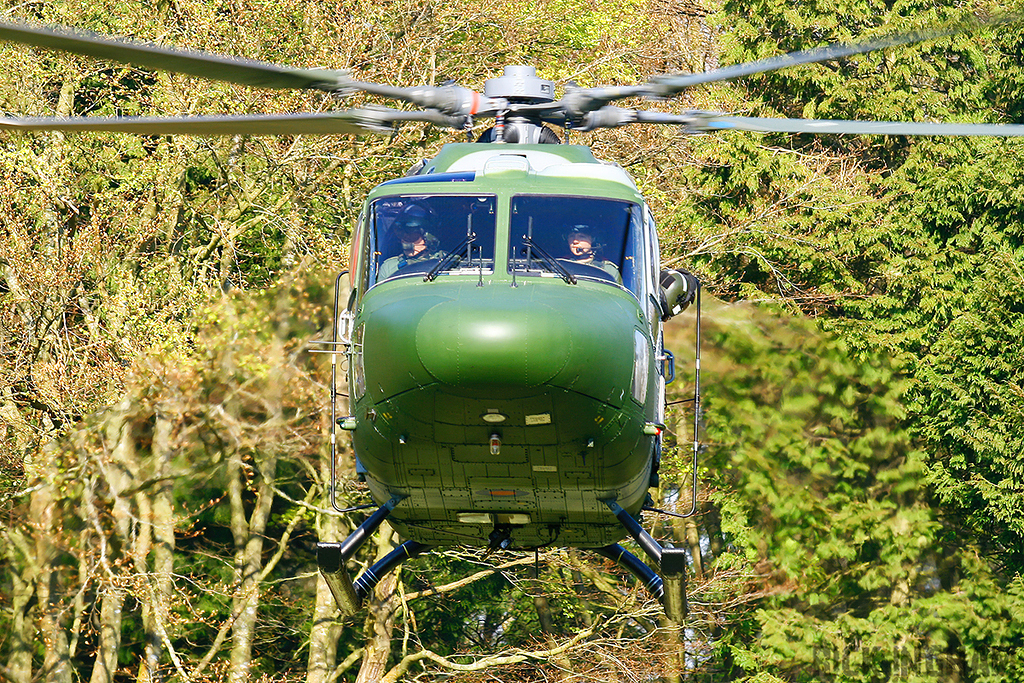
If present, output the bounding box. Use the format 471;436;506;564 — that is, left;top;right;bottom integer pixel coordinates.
485;65;555;103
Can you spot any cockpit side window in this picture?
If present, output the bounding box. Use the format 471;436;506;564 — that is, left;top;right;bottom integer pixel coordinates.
369;194;497;285
508;195;640;294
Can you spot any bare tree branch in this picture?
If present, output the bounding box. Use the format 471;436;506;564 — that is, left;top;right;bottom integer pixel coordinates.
380;621;600;682
401;555;538;601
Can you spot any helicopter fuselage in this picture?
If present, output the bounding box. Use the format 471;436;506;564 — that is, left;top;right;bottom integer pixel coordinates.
342;143;669;549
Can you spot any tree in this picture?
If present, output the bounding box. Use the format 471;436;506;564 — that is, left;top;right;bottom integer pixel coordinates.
660;0;1024;572
4;0;1024;681
662;300;1024;681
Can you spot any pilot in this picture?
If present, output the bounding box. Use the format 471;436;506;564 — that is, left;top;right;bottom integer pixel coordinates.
377;205;442;280
565;225;621;283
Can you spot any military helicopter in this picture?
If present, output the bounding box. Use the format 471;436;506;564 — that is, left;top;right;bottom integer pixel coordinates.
3;15;1024;621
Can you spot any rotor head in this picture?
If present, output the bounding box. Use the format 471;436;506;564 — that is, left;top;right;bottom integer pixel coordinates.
484;66;555;104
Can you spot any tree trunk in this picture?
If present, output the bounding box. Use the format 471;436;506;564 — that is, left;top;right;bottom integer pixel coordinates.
530;559;572;679
90;398;137;683
33;483;72;683
659;624;684;683
703;503;724;561
4;528;36;682
307;570;345;683
136;408;177;683
673;489;703;581
90;586;126;683
223;290;285;683
227;448;279;683
306;458;348;683
567;551;594;629
355;523;401;683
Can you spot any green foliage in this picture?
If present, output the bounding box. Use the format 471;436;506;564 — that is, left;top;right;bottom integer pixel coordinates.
655;0;1024;580
916;249;1024;562
3;0;1024;680
655;2;1024;671
670;302;1024;681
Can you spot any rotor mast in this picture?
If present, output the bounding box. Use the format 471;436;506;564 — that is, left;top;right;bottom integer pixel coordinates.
480;66;561;144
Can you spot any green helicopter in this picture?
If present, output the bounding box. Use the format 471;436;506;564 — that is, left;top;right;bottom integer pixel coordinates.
320;127;701;618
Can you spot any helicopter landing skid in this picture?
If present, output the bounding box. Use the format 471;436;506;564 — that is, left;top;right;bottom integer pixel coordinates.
600;499;688;622
317;495;686;620
318;538;431;615
316;494;408;615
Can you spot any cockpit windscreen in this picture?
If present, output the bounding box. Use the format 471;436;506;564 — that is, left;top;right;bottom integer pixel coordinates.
370;195;497;284
508;195;639;291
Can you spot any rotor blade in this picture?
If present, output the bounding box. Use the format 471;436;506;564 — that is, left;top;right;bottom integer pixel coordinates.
0;108;466;136
529;15;1015;121
647;15;1013;96
0;19;347;91
578;106;1024;137
345;80;506;118
688;114;1024;137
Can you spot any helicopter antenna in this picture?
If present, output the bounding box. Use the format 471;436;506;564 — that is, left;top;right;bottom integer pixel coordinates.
524;216;534;272
679;282;702;519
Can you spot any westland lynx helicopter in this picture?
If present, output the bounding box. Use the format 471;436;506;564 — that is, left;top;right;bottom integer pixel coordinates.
3;15;1024;620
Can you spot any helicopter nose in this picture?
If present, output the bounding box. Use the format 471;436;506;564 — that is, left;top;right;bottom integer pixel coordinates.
415;297;573;389
361;282;639;404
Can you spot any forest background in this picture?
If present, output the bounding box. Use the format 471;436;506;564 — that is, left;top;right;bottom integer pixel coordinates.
1;0;1023;681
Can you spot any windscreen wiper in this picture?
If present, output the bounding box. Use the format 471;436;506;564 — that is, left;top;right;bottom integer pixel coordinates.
519;236;576;284
424;231;476;281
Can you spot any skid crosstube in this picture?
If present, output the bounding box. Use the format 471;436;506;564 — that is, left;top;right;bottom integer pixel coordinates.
318;538;430;615
315;494;415;615
598;499;688;622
